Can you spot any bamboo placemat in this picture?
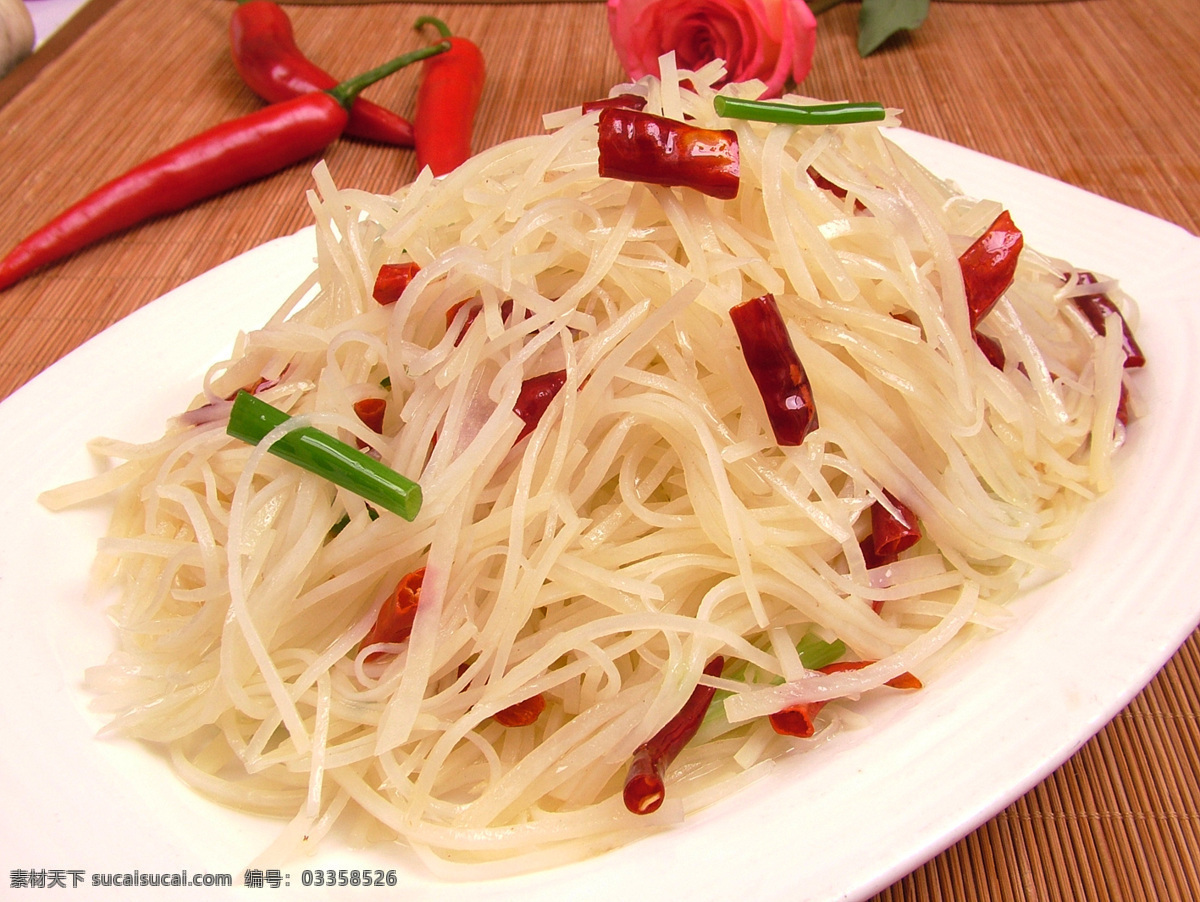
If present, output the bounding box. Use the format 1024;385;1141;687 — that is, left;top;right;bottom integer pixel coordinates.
0;0;1197;898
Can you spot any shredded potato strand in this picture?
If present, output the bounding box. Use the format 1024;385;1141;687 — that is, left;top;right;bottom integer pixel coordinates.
63;57;1137;875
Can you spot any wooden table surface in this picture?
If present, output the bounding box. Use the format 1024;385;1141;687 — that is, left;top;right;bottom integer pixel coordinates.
1;1;1197;899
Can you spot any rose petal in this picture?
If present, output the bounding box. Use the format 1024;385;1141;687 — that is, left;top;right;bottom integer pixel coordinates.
606;0;817;98
663;5;759;78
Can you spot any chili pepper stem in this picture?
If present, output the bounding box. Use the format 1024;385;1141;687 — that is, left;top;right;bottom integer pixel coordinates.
329;41;450;110
414;15;453;39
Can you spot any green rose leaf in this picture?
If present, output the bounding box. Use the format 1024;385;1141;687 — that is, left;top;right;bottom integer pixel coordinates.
857;0;930;56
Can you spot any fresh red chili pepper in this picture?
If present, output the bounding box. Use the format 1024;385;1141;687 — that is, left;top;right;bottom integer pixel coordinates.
623;656;724;815
769;660;921;737
597;107;740;201
362;566;425;658
229;0;417;147
372;261;421;305
0;45;447;292
412;16;485;177
493;693;546;727
729;293;818;446
514;370;567;443
959;210;1024;329
1070;271;1146;368
582;93;647;114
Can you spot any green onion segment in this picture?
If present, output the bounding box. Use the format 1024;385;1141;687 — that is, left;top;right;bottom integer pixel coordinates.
795;633;847;670
227;391;422;522
714;95;886;126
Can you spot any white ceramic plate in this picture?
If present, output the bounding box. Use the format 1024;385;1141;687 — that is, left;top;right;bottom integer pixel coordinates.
2;129;1198;900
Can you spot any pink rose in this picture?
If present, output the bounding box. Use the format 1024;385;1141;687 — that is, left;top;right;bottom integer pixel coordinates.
606;0;817;99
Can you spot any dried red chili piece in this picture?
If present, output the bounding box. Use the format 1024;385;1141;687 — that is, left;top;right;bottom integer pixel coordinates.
445;296;479;333
623;656;724;815
362;567;425;659
1116;382;1131;428
974;331;1006;370
353;397;386;434
445;297;516;345
373;262;421;305
493;693;546;727
514;370;567;443
959;210;1023;329
807;166;847;199
768;701;825;738
597;108;740;201
729;293;818;446
582;93;648;113
870;489;921;561
806;166;867;212
769;660;921;737
819;659;923;689
1071;271;1146;368
445;297;471;328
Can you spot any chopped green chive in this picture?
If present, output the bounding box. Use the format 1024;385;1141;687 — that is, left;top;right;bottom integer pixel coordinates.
795;633;847;670
227;391;422;522
327;505;378;539
329;513;352;538
713;96;886;126
701;632;847;727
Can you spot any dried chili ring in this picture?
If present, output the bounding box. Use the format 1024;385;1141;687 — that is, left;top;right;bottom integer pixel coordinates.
493;694;546;727
362;566;425;659
353;397;386;434
373;261;421;305
514;370;567;444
